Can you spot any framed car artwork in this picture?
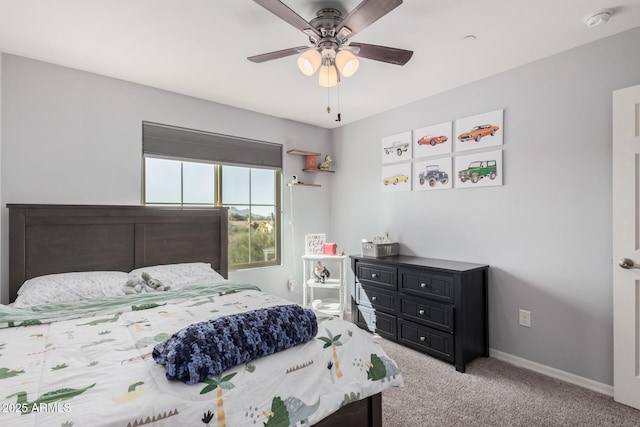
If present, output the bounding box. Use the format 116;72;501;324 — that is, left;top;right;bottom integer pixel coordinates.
454;149;503;189
381;130;412;164
413;157;453;191
382;162;412;192
413;121;452;159
455;109;504;152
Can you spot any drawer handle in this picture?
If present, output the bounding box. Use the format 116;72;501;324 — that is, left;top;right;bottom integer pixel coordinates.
372;273;378;279
420;283;427;288
418;309;425;315
419;336;426;342
371;296;378;302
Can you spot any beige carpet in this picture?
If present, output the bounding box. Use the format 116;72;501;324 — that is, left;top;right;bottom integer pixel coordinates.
378;338;640;426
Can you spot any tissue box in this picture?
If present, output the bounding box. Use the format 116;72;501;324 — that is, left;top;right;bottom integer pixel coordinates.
323;243;337;255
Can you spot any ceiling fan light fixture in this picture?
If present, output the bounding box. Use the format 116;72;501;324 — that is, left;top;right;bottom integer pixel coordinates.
297;49;322;76
250;1;414;91
335;49;360;77
318;64;338;87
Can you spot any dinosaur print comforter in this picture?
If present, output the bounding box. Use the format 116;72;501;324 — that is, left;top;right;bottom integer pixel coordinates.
0;282;403;426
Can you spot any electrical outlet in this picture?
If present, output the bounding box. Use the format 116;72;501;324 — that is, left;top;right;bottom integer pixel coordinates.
287;276;296;291
519;309;531;327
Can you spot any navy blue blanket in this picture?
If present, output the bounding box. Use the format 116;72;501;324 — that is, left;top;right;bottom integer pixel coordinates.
152;304;318;384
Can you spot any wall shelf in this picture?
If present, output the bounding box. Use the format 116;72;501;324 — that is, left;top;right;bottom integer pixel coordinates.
287;149;320;156
287;183;321;188
287;148;334;187
303;169;335;173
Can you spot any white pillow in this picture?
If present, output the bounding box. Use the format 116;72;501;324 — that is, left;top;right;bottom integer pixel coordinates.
13;271;129;308
128;262;226;290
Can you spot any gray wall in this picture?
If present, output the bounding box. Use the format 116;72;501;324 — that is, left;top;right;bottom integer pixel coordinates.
330;26;640;385
0;54;334;305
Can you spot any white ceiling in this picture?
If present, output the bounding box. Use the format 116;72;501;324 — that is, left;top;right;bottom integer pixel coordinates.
1;1;639;129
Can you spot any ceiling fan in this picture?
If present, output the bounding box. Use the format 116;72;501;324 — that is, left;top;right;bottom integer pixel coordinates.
248;0;413;87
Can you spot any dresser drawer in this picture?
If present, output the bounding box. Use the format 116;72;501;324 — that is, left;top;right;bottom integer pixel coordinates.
400;269;453;302
355;306;396;340
397;319;454;362
356;263;397;291
399;296;454;333
356;283;397;314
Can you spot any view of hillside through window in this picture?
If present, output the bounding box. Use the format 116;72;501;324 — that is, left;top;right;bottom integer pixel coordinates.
145;157;280;270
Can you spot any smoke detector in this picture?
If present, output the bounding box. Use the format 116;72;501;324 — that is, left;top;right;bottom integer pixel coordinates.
584;11;612;28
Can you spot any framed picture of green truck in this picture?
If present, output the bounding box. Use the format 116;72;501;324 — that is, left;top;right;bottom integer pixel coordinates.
454;149;503;188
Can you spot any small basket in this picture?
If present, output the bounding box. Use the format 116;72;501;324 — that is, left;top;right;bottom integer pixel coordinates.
361;242;399;258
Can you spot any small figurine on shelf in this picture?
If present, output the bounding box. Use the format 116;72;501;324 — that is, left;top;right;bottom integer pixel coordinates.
319;155;332;171
313;261;331;283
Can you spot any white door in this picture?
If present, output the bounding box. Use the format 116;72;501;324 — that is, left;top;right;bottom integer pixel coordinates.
613;83;640;409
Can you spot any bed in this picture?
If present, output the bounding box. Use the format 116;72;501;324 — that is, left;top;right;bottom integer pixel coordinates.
1;204;402;427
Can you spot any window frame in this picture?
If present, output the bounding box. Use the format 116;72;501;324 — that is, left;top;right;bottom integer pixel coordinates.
143;154;282;271
218;163;282;270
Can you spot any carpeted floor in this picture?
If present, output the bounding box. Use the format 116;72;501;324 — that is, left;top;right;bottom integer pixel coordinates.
377;338;640;426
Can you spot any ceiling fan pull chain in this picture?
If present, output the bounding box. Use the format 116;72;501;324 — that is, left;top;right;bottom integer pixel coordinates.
335;83;342;122
326;83;331;114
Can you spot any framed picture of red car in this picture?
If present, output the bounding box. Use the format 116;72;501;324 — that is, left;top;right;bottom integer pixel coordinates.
413;121;452;159
455;109;504;152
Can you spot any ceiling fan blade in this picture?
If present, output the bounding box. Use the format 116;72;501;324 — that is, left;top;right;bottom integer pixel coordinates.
336;0;403;40
253;0;320;39
349;42;413;65
247;46;308;63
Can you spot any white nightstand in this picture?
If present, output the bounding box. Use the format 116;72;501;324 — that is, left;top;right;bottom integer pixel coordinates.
302;254;348;317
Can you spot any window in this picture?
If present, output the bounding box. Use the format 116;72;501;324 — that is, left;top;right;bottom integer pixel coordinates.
142;122;282;271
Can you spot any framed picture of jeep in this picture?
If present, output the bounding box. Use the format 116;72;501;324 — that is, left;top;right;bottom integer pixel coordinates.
413;157;453;191
455;109;504;153
454;149;503;188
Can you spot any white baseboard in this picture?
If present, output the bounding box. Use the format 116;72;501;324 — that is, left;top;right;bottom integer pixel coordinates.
489;348;613;397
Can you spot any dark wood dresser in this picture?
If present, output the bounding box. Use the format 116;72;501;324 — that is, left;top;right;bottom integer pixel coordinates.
351;255;489;372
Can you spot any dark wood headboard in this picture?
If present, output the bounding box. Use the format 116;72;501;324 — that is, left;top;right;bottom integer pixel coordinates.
8;204;228;303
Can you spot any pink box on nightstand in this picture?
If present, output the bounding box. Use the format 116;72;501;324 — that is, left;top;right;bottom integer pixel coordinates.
323;243;337;255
